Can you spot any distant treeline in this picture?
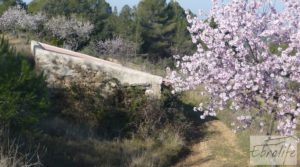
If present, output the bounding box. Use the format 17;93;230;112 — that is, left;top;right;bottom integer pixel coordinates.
0;0;194;59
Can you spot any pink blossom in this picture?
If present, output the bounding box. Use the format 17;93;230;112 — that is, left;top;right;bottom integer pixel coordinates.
167;0;300;136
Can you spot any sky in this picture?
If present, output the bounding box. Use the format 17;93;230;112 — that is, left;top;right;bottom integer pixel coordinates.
23;0;212;14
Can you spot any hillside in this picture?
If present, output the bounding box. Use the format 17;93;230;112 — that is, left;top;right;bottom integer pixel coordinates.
2;0;300;167
2;34;248;167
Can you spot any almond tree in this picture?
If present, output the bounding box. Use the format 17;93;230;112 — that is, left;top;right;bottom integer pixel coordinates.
168;0;300;136
0;6;25;32
44;15;94;50
0;6;45;33
20;12;46;32
94;37;135;57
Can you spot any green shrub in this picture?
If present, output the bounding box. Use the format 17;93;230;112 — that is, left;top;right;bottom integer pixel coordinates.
0;38;49;129
49;80;190;139
49;80;147;138
49;37;64;47
38;78;191;166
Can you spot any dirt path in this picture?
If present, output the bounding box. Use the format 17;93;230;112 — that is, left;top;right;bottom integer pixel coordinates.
174;120;247;167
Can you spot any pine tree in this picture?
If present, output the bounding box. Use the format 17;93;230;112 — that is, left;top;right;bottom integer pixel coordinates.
27;0;47;13
166;0;194;55
136;0;193;59
132;6;143;56
0;0;26;14
118;5;134;39
0;38;49;129
137;0;170;59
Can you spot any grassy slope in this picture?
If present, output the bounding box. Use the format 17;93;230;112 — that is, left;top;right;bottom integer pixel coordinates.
2;33;248;167
8;33;300;167
2;34;187;167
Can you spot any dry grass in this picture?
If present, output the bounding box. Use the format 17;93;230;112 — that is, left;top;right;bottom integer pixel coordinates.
1;33;32;57
179;87;300;167
180;86;209;106
115;56;169;76
39;128;184;167
0;135;42;167
174;119;247;167
177;88;249;167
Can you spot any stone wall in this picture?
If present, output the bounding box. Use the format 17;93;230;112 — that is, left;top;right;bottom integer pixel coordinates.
31;41;163;97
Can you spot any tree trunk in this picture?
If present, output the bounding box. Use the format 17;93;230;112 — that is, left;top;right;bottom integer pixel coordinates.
266;111;277;167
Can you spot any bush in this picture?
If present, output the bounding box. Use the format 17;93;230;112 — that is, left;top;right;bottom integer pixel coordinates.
0;38;49;130
40;79;191;166
48;78;191;139
49;79;147;138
